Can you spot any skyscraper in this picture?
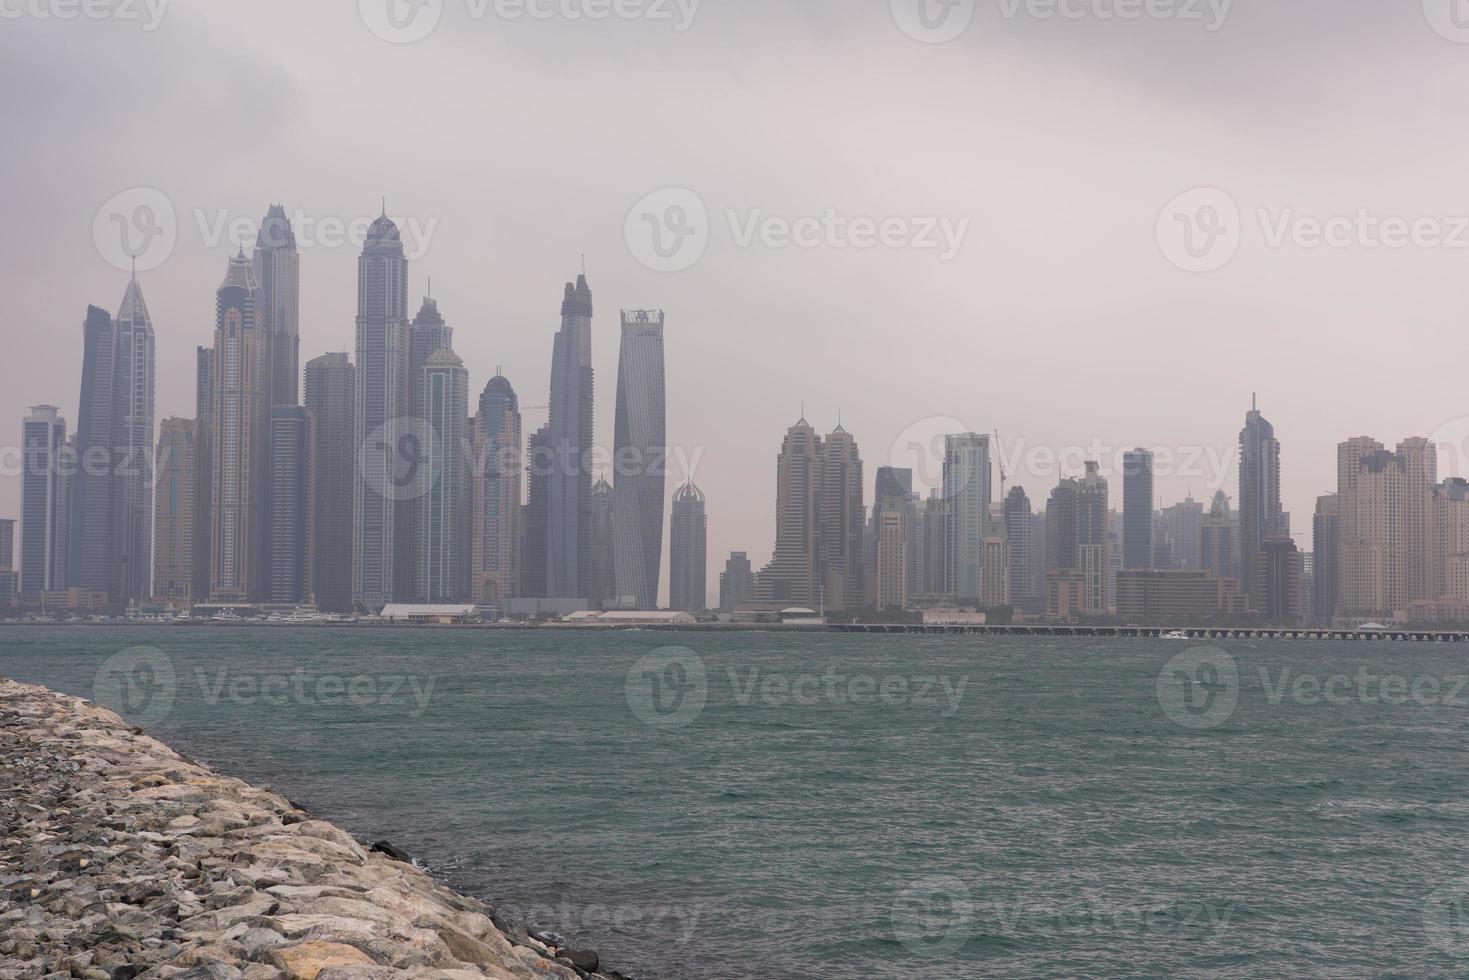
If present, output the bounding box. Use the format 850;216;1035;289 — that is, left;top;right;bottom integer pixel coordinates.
1003;486;1033;613
304;353;355;613
590;477;616;608
472;374;522;605
520;423;552;598
20;406;67;604
820;424;865;611
669;481;707;613
1239;397;1283;597
0;518;13;609
353;212;410;610
719;551;756;612
873;467;916;612
153;418;195;605
254;205;300;408
210;251;269;602
1337;437;1435;620
1201;491;1235;582
268;406;313;604
71;305;117;599
1312;494;1339;625
612;310;667;610
193;346;214;604
547;274;595;600
416;349;470;602
757;418;823;605
1159;495;1204;571
1122;448;1154;570
114;272;156;604
943;434;991;602
404;296;455;596
1077;461;1110;614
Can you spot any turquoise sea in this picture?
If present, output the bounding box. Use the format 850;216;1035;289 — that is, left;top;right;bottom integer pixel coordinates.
5;626;1469;978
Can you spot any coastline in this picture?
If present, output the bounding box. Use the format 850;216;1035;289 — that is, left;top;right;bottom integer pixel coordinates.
0;678;629;980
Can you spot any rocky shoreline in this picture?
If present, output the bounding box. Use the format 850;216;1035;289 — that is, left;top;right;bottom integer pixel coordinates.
0;679;628;980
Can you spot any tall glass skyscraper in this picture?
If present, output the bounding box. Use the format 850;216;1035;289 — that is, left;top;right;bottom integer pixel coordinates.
943;433;991;602
254;205;300;409
305;353;355;612
416;349;469;602
612;309;666;610
114;274;156;604
268;405;313;604
353;212;410;610
669;481;707;613
1239;397;1283;597
545;274;595;600
20;406;67;604
210;252;268;602
1122;448;1154;570
473;374;522;605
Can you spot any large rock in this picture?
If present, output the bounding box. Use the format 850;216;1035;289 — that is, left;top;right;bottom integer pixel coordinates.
267;941;374;979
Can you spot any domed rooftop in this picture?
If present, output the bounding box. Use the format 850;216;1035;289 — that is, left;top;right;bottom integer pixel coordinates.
674;481;705;504
366;212;401;246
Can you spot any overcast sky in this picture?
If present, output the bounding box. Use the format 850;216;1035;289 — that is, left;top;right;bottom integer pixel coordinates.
5;0;1469;597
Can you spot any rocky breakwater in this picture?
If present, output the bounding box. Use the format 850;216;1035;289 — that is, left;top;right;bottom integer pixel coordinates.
0;679;620;980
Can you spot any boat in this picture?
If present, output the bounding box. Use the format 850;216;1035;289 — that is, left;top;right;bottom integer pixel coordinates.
1161;630;1190;640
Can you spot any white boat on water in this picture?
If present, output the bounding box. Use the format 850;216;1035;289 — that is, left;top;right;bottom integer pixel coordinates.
1161;630;1191;640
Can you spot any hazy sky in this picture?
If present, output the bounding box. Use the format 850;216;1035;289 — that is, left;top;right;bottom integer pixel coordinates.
5;0;1469;598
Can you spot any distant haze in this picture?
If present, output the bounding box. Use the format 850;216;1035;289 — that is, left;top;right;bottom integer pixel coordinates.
5;0;1469;598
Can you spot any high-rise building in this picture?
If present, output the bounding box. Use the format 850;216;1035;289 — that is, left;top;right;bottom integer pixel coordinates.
1003;486;1033;613
21;406;68;604
1239;397;1283;597
981;535;1010;609
590;477;616;608
193;346;214;604
547;274;595;600
0;518;13;609
114;273;156;605
874;467;916;611
152;418;195;605
820;425;864;611
416;349;470;602
757;418;824;606
1253;537;1304;623
520;423;552;598
71;305;117;600
404;296;454;596
353;213;411;610
923;490;949;599
1076;462;1110;614
472;374;522;606
943;434;991;602
1201;491;1235;583
1337;436;1436;621
209;252;269;603
719;552;756;612
1046;479;1078;576
1159;495;1204;571
1428;479;1469;603
1312;494;1339;625
254;205;301;408
612;310;666;610
268;406;313;604
669;481;707;613
1122;448;1154;570
876;508;907;610
304;353;355;613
